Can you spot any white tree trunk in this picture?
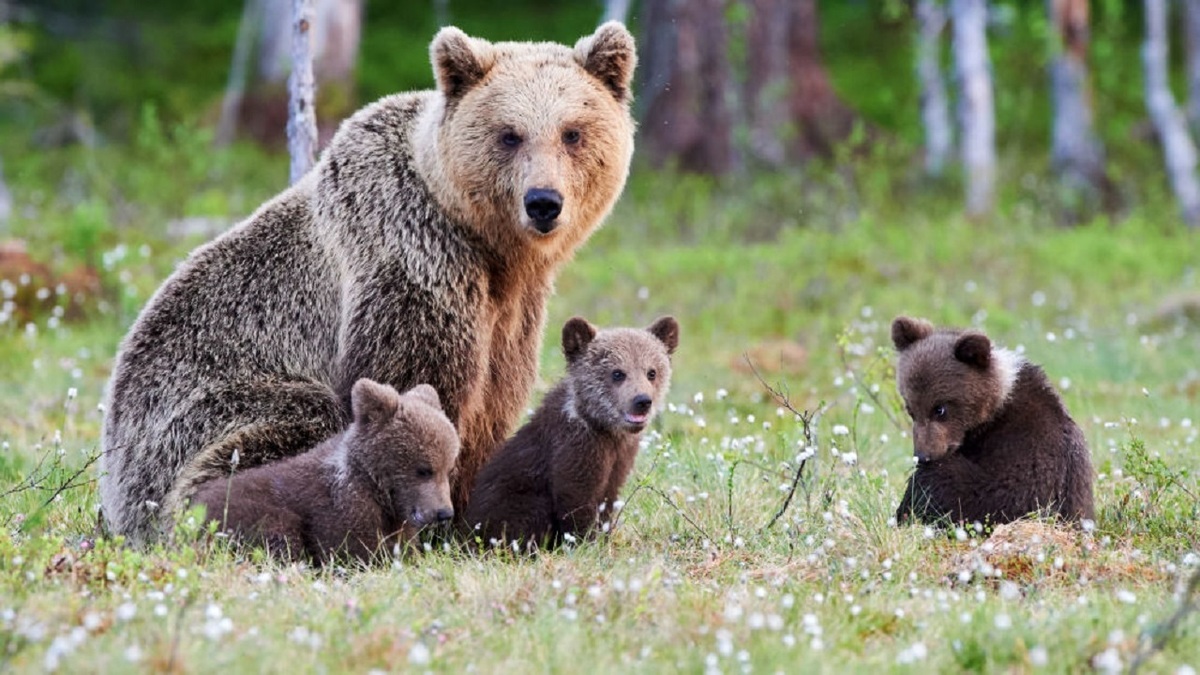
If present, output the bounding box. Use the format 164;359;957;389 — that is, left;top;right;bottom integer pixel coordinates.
916;0;953;176
951;0;995;216
288;0;318;184
1047;0;1107;199
602;0;631;25
0;158;12;230
1145;0;1200;227
434;0;450;27
1184;0;1200;131
215;0;260;147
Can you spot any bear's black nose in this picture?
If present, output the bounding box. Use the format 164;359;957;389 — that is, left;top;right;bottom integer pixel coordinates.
632;394;652;414
435;507;454;523
524;188;563;229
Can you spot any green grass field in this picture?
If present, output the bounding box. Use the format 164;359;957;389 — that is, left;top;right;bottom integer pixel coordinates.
1;146;1198;673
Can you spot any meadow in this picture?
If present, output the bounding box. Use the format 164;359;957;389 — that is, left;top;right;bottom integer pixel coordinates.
0;119;1198;673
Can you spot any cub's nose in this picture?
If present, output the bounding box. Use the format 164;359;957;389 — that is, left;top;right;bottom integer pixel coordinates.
435;507;454;523
631;394;652;415
524;188;563;230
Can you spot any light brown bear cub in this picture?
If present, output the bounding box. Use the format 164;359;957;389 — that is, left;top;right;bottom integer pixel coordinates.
891;316;1095;526
191;379;459;565
466;316;679;548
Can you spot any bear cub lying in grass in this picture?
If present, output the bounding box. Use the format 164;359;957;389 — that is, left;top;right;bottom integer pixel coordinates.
891;316;1095;526
191;379;459;564
466;316;679;549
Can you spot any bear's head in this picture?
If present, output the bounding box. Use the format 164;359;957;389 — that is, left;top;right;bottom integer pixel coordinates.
891;316;1023;464
562;316;679;434
345;379;460;530
419;22;637;262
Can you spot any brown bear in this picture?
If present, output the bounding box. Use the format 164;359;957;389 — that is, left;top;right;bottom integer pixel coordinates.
99;22;638;544
465;316;679;549
190;379;459;564
891;316;1095;526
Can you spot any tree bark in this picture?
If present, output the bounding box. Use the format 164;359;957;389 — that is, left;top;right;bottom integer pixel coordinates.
215;0;260;147
0;158;11;230
915;0;953;176
1145;0;1200;227
638;0;735;174
786;0;857;159
951;0;996;216
434;0;450;27
744;0;790;165
288;0;318;184
1184;0;1200;132
601;0;631;25
1046;0;1110;209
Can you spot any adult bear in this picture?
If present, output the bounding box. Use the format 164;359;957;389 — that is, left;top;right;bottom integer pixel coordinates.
99;22;637;544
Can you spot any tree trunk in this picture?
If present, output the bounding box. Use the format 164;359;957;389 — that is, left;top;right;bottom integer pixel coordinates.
638;0;735;174
744;0;790;165
288;0;318;184
786;0;857;159
1145;0;1200;227
0;158;11;230
951;0;995;216
434;0;450;27
1184;0;1200;132
601;0;631;25
1046;0;1110;211
215;0;260;147
915;0;953;176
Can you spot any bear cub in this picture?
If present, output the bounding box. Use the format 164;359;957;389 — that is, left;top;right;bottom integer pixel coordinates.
466;316;679;548
191;379;459;564
891;316;1095;526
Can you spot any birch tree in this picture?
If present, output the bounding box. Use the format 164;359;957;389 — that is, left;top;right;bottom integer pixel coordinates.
288;0;318;184
1144;0;1200;226
601;0;631;25
786;0;857;158
744;0;790;165
951;0;995;216
1046;0;1109;209
915;0;953;176
1184;0;1200;131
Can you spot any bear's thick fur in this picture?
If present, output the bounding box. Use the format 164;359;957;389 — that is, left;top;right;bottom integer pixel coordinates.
465;316;678;548
891;316;1095;525
190;380;459;564
99;23;637;543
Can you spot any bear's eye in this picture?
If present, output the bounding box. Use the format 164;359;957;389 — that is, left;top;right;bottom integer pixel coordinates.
416;467;434;479
500;131;523;148
611;369;626;383
562;129;582;145
932;404;948;420
647;368;657;381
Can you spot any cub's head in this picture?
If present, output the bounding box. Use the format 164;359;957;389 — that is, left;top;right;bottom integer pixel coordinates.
563;316;679;434
891;316;1022;464
345;379;460;530
423;22;637;259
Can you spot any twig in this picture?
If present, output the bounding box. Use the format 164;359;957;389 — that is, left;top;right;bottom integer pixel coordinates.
1129;567;1200;674
643;485;714;544
764;456;811;532
38;451;100;509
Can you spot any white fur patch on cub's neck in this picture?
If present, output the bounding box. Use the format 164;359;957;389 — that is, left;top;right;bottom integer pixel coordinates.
562;381;580;421
992;346;1026;405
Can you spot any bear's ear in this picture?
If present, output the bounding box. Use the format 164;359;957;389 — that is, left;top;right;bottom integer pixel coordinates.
403;383;443;411
574;21;637;104
891;316;934;351
352;378;401;427
954;332;993;370
430;26;495;100
646;316;679;355
562;316;597;364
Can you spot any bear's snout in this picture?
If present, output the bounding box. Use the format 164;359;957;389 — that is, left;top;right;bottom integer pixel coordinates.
631;394;652;415
435;507;454;523
524;188;563;231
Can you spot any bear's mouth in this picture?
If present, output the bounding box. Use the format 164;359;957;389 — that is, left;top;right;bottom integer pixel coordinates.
623;411;649;431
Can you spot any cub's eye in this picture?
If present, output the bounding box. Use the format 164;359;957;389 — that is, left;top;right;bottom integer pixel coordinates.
932;404;948;420
500;131;523;148
416;467;434;479
647;368;657;381
611;369;626;383
562;129;582;145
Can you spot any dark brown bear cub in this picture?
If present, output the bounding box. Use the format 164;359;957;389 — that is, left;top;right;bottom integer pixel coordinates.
465;316;679;549
191;379;459;564
891;316;1095;526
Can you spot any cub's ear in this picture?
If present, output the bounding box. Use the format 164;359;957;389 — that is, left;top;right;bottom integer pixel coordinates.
954;332;993;369
562;316;598;364
403;383;443;411
430;26;495;100
574;21;637;103
352;378;401;427
891;316;934;351
646;316;679;355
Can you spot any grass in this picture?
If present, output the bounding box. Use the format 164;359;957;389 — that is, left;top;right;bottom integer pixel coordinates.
0;137;1199;672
